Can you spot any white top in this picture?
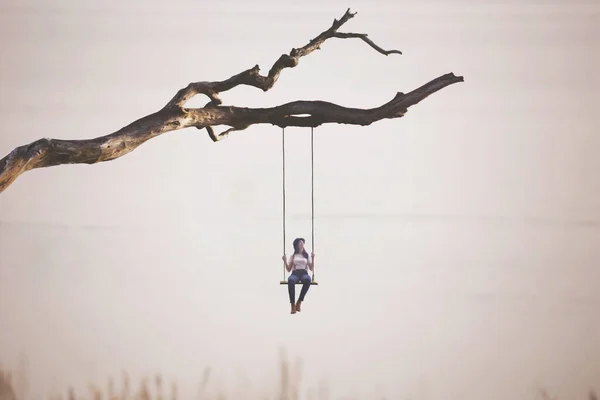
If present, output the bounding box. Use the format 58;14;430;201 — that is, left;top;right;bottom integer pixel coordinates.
289;253;312;271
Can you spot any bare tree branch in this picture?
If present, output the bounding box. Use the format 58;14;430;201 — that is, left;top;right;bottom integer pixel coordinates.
162;8;400;109
332;32;402;55
0;8;463;194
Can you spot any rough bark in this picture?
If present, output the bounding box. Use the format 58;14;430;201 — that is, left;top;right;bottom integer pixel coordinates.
0;8;464;194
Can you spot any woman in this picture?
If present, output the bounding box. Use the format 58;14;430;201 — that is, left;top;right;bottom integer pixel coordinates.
281;237;315;314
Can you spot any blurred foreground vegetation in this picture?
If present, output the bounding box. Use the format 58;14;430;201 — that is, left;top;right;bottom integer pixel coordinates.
0;359;597;400
1;352;320;400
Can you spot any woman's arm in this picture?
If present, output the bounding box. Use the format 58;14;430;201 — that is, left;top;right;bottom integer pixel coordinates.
308;253;315;271
282;255;291;272
285;255;293;272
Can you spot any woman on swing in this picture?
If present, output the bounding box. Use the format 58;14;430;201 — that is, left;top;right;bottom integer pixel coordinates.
281;237;315;314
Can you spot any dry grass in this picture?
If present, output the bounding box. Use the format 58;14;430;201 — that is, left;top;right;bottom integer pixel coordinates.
0;359;597;400
0;368;18;400
538;387;598;400
1;367;177;400
0;350;321;400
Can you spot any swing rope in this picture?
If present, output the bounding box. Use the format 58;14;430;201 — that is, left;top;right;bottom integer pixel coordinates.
281;126;316;282
310;126;315;282
282;127;286;281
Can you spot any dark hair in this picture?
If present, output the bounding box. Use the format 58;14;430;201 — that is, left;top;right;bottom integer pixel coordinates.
292;237;309;259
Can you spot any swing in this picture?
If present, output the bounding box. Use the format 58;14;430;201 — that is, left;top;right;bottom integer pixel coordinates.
279;126;319;286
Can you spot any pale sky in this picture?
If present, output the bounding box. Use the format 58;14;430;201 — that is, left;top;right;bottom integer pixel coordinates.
1;0;599;399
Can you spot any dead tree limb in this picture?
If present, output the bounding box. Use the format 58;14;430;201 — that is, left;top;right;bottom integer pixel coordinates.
0;8;464;194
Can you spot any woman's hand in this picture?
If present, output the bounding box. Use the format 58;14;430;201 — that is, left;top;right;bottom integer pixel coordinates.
282;255;287;262
311;252;315;258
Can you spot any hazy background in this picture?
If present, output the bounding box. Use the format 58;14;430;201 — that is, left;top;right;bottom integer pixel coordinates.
1;0;599;399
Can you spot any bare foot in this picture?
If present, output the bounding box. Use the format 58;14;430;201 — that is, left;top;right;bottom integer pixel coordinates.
296;301;302;312
290;304;297;314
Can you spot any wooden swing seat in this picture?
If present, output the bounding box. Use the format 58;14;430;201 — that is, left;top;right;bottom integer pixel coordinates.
280;280;319;285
